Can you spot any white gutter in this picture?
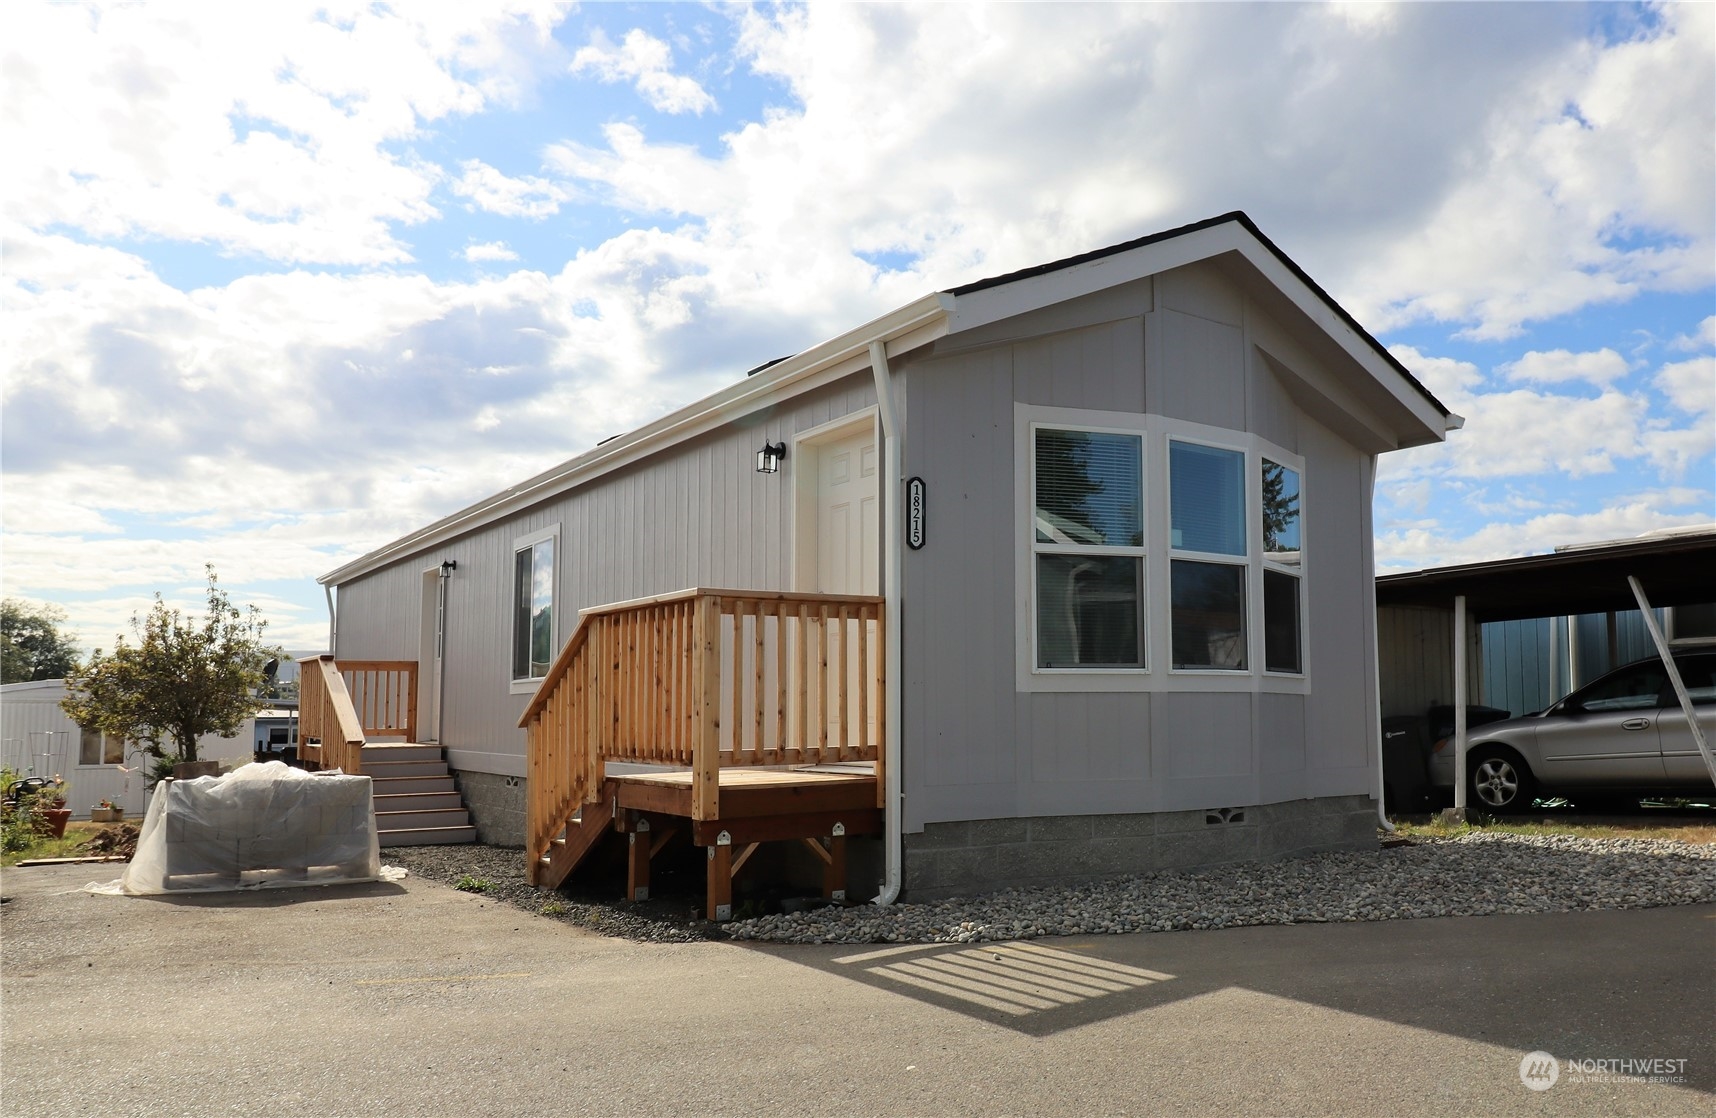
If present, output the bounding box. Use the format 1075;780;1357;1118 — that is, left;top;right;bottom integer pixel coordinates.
868;339;905;905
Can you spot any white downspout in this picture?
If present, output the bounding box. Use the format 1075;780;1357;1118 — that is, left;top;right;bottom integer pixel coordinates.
868;339;904;905
324;584;337;657
1364;456;1395;832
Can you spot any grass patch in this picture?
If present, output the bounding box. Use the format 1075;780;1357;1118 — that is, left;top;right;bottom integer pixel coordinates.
1;821;137;867
539;901;568;916
1393;815;1716;845
454;875;493;894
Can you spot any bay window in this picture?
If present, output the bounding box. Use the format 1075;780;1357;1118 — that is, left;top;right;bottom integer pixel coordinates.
1018;405;1307;690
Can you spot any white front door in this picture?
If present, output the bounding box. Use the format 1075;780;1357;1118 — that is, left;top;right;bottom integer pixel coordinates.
815;429;879;595
417;569;442;743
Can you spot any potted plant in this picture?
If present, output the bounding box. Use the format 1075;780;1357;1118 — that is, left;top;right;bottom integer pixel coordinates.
37;776;71;838
91;798;124;823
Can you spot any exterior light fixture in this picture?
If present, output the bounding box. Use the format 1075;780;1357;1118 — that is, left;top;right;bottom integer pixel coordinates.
756;442;787;474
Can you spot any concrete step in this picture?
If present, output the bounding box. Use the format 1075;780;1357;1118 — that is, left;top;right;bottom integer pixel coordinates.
373;791;464;813
362;759;450;778
370;775;456;796
376;807;471;832
360;743;443;763
379;824;478;847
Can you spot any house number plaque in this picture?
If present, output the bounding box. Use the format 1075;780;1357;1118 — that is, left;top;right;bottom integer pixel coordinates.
907;477;926;550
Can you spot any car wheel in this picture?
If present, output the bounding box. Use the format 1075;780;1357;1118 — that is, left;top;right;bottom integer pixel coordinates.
1468;748;1536;814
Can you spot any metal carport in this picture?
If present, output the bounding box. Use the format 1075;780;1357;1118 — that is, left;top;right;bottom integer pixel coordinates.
1375;526;1716;815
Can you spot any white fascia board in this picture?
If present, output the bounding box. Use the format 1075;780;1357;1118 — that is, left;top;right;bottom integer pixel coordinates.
945;222;1447;450
1229;240;1447;447
946;224;1245;336
319;295;949;587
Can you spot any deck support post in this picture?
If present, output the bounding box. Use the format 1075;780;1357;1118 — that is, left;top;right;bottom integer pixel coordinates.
822;829;847;902
706;831;733;921
626;815;651;902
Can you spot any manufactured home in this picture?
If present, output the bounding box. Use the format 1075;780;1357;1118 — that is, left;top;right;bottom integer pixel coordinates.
315;212;1456;914
0;679;265;819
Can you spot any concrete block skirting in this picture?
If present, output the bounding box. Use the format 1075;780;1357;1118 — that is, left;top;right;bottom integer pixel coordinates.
901;795;1377;901
453;770;527;848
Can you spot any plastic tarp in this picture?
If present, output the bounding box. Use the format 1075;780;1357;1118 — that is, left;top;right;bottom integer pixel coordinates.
119;761;380;894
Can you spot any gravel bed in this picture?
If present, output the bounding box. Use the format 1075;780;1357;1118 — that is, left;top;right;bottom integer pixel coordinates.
727;832;1716;944
385;833;1716;947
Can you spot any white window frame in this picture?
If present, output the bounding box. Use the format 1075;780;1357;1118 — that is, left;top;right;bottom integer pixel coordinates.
76;726;125;767
508;525;560;694
1014;404;1307;695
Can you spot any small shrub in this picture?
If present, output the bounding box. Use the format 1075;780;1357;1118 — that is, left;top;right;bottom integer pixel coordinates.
454;875;492;894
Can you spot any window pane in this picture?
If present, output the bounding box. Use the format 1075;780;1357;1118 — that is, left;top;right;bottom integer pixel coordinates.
1261;459;1301;567
1264;569;1302;674
1577;664;1665;712
1170;441;1245;555
1035;429;1142;547
79;727;102;766
512;547;534;680
1171;560;1246;669
1036;555;1143;668
530;539;554;678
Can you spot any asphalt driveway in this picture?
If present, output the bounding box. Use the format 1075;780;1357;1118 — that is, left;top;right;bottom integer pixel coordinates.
2;862;1710;1117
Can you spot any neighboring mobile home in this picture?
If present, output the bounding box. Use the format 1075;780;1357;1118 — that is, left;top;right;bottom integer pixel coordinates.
319;212;1456;910
0;679;263;820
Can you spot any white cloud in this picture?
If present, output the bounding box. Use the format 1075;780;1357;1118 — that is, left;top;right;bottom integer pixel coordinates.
450;159;572;219
1499;348;1631;387
462;240;520;263
571;28;715;115
1376;492;1714;570
1;2;567;265
1670;315;1716;353
1655;355;1716;417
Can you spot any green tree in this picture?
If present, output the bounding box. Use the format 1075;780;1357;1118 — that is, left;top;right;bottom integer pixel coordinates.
1;599;81;683
60;568;283;764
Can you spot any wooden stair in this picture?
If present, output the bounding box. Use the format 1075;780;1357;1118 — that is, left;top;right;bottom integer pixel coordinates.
532;786;616;887
362;744;477;847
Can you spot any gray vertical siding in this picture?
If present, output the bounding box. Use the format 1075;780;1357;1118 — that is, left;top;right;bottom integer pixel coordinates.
335;376;879;775
903;260;1383;831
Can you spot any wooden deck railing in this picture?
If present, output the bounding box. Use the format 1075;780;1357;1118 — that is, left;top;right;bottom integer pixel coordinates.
521;589;885;872
300;654;366;775
299;657;419;774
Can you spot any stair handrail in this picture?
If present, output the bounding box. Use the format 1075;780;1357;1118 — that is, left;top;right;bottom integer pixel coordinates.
334;659;419;742
520;588;886;879
300;654;367;775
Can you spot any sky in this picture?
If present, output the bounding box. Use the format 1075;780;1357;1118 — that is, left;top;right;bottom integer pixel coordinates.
3;1;1713;655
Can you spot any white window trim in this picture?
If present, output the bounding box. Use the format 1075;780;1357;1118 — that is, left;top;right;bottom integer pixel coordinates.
508;524;561;695
1014;404;1308;695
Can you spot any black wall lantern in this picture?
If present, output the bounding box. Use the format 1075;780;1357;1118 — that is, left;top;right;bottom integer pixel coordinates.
756;442;787;474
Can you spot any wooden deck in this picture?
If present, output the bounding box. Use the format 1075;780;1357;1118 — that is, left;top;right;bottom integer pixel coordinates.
542;765;881;920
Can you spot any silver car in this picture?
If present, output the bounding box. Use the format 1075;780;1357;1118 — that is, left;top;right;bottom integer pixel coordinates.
1429;651;1716;813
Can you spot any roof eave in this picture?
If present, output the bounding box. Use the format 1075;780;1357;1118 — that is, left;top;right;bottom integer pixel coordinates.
319;293;951;587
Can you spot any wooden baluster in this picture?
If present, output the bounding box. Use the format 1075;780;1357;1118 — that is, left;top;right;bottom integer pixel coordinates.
816;603;829;761
775;603;787;764
730;600;744;761
758;596;772;764
796;604;809;763
857;606;869;756
836;604;849;761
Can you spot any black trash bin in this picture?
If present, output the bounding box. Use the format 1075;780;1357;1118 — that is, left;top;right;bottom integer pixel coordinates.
1381;715;1433;812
